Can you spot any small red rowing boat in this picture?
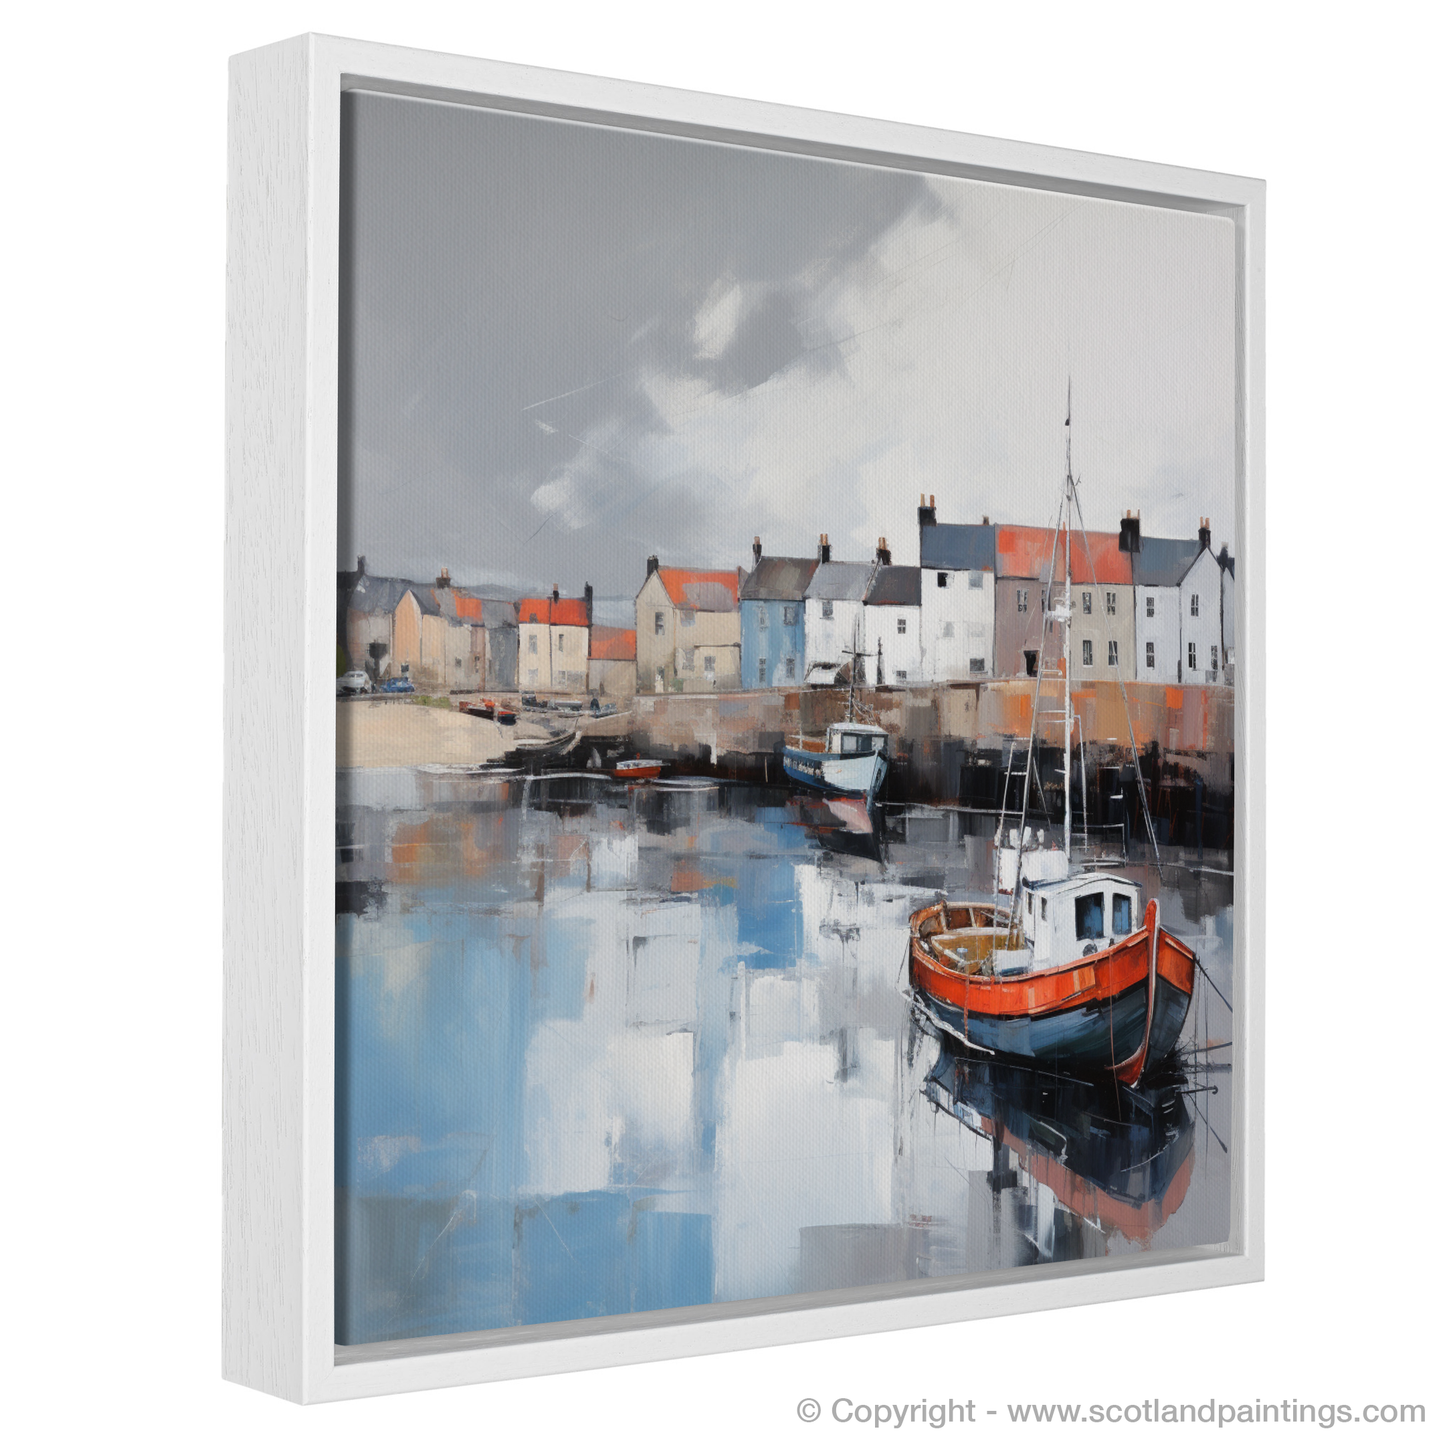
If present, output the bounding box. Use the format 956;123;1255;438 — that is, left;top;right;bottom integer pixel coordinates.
613;757;664;781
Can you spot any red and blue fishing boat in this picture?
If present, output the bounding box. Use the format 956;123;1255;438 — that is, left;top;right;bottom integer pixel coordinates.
909;389;1198;1085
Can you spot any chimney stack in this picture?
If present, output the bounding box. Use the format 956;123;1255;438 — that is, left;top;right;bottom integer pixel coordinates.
646;554;659;577
436;566;451;589
356;555;366;576
551;583;560;603
1198;516;1211;553
583;582;593;622
753;536;763;566
818;532;831;564
876;536;892;566
917;492;936;528
982;516;989;526
1119;510;1141;554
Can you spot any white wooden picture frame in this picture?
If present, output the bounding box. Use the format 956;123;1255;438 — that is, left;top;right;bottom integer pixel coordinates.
224;31;1264;1403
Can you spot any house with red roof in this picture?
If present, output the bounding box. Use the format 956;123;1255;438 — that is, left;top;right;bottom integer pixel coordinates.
634;555;742;693
391;568;519;692
517;584;593;693
587;626;637;698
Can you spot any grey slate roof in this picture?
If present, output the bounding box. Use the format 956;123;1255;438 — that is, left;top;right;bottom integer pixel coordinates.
804;561;875;602
920;523;996;573
865;565;922;607
346;574;418;616
740;555;819;602
1133;536;1202;588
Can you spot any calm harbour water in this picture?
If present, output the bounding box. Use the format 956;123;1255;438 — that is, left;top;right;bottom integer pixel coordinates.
335;768;1233;1346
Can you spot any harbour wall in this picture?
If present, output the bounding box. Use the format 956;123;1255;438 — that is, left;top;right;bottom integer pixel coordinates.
596;680;1235;850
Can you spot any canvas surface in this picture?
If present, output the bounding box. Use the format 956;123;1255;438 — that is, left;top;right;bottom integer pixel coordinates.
334;90;1235;1348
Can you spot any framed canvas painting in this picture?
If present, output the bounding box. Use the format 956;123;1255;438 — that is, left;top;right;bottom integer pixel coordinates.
224;33;1264;1402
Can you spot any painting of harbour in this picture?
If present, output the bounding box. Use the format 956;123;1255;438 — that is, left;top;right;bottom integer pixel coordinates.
335;90;1237;1346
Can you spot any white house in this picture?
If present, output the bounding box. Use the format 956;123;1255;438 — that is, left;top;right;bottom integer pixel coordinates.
802;547;874;684
1179;521;1224;684
917;500;995;681
1131;534;1197;683
862;549;922;685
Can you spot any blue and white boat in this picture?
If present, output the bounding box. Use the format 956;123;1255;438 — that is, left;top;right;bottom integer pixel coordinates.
782;720;889;801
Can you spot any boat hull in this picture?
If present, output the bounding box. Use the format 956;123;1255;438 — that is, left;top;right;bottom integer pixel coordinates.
909;899;1196;1083
782;745;887;799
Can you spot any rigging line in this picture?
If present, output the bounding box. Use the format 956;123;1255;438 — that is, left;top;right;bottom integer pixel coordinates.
1005;492;1067;942
520;378;610;412
1069;492;1232;1016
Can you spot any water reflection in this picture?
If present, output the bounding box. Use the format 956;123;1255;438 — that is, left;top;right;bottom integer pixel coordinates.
335;770;1231;1345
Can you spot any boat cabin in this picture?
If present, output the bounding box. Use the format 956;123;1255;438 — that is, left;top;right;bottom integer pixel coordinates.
823;722;887;757
1018;872;1142;968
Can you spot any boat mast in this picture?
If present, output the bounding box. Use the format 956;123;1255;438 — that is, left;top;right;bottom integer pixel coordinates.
1062;384;1074;865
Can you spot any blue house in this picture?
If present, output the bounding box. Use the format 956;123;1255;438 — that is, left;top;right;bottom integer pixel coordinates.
739;537;819;689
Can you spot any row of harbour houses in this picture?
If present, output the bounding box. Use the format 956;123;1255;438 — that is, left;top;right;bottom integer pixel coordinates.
637;498;1234;693
339;494;1234;699
339;562;639;696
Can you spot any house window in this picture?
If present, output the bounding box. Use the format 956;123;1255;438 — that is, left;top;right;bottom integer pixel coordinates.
528;611;538;624
1040;898;1048;922
681;647;695;670
937;571;949;588
528;635;538;654
896;616;907;634
681;608;695;628
1146;641;1155;669
1082;591;1092;614
704;654;715;677
821;599;834;620
758;658;767;684
969;571;984;589
1107;639;1119;667
1212;645;1219;671
1188;642;1198;670
654;611;665;636
784;656;796;680
1191;593;1200;617
969;657;985;674
556;633;565;651
1106;591;1116;616
941;621;954;639
1017;589;1028;613
1081;639;1094;666
782;605;797;627
1146;595;1155;618
894;670;907;682
757;608;768;630
1024;650;1038;677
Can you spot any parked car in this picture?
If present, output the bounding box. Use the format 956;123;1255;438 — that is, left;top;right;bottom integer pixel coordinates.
337;669;372;696
379;677;415;694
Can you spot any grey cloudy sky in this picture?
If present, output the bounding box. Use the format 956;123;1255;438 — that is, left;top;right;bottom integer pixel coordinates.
338;91;1235;601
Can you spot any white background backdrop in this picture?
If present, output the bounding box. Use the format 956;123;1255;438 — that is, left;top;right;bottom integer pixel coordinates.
6;2;1442;1439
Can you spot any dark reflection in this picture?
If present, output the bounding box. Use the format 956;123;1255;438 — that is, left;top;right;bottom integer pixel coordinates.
921;1037;1196;1246
786;793;886;862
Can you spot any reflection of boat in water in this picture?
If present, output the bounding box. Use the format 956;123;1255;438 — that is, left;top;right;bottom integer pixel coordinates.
909;391;1196;1085
922;1043;1195;1244
787;792;883;860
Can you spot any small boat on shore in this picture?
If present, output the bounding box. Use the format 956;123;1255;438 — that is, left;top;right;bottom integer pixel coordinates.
612;757;664;781
460;698;494;719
